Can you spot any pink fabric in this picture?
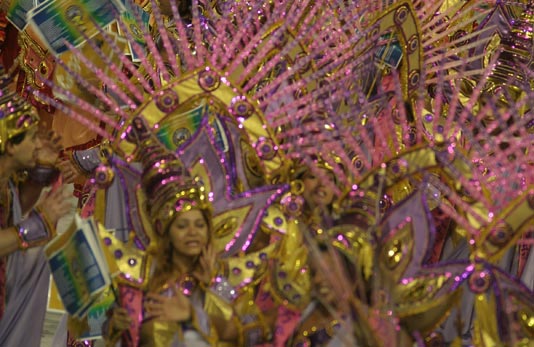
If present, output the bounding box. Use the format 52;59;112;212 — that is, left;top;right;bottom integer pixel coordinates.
255;282;301;347
119;284;144;347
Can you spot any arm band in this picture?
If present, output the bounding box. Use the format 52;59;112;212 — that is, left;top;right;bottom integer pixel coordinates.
15;209;53;249
72;147;102;175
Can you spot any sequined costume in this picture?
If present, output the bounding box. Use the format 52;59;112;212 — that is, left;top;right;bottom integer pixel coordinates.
23;0;534;346
101;116;284;347
0;69;58;346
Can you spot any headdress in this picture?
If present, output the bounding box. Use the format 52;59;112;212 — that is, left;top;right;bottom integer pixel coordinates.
0;67;39;153
29;0;534;345
125;116;210;236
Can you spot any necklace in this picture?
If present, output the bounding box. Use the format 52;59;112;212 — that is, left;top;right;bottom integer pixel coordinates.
161;274;197;297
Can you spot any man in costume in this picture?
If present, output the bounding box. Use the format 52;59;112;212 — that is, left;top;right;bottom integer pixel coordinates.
0;69;73;346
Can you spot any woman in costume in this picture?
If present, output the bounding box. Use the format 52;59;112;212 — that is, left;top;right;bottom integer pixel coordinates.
106;210;239;346
251;156;345;347
103;117;241;347
285;241;357;347
297;158;340;231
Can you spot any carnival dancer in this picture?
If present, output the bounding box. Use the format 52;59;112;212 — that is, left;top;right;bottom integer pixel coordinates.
103;117;242;347
285;242;356;347
0;69;73;346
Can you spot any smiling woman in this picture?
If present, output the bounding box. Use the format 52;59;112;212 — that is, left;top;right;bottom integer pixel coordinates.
169;209;210;258
103;117;240;347
138;206;228;347
147;207;214;308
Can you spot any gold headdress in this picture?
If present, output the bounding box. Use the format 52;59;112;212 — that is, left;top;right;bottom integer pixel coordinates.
0;68;39;153
125;116;211;236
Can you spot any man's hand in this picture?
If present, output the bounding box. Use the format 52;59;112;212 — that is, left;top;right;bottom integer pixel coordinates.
36;185;73;226
56;159;81;184
36;130;62;166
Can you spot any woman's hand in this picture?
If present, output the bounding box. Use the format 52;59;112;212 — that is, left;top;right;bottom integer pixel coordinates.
145;290;192;322
107;307;132;334
193;244;217;285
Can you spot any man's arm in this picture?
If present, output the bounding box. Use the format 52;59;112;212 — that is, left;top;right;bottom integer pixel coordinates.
0;227;21;257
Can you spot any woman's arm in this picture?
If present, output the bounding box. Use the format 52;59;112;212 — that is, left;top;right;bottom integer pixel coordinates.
102;306;132;347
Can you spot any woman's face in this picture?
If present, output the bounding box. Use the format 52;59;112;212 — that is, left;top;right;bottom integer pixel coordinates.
168;209;209;257
302;167;336;209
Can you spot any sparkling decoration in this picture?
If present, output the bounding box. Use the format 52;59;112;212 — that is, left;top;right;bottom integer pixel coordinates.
172;128;191;147
407;35;419;54
468;270;492;294
230;96;253;120
91;164;115;189
246;260;255;269
408;69;420;87
29;0;534;346
211;276;238;302
255;138;277;161
487;221;513;246
155;88;179;113
114;249;123;259
180;276;196;296
280;193;304;218
198;69;220;92
394;5;409;25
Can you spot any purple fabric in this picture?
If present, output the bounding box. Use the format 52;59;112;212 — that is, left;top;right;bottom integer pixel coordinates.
73;147;102;174
521;249;534;290
104;160;144;244
0;181;50;346
17;209;49;245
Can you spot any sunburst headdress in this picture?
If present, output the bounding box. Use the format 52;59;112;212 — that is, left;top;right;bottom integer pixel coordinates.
33;0;389;255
